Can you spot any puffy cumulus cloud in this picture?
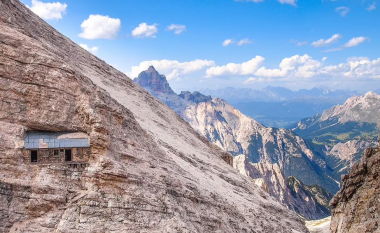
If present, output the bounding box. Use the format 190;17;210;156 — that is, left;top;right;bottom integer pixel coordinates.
335;6;350;17
323;58;380;79
278;0;297;6
26;0;67;20
343;36;369;48
79;44;98;53
205;55;380;81
127;59;215;80
222;39;234;46
255;54;322;79
237;38;252;46
132;23;158;38
311;34;341;47
367;2;376;11
166;24;186;34
79;15;121;39
205;56;265;77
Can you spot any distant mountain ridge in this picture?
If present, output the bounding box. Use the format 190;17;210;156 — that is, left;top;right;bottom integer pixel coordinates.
199;86;361;104
292;92;380;182
134;67;338;220
198;86;362;128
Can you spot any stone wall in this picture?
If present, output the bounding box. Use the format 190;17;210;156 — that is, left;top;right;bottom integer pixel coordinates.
24;147;90;164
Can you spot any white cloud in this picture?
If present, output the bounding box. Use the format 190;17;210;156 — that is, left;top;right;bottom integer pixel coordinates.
297;41;307;46
243;77;257;84
132;23;158;38
335;6;350;17
278;0;297;6
255;54;322;79
205;56;265;77
254;55;380;81
367;2;376;11
323;58;380;79
166;24;186;34
79;44;98;53
311;34;341;47
237;38;252;46
343;36;369;47
128;59;215;79
322;57;328;62
324;36;369;52
26;0;67;20
79;15;121;39
290;40;307;46
222;39;234;46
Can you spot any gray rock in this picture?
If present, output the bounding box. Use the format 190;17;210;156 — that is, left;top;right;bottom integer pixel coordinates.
0;0;308;232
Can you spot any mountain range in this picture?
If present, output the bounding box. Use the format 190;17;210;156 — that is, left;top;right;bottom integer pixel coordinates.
0;1;309;232
199;87;363;128
134;66;341;220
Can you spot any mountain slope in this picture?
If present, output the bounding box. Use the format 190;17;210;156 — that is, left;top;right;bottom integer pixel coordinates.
135;67;338;219
0;0;308;232
293;92;380;180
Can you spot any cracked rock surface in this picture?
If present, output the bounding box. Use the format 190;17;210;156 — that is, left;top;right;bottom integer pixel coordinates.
330;147;380;233
0;0;308;232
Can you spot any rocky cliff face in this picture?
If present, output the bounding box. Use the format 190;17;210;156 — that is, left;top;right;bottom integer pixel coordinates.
293;92;380;190
0;0;309;232
135;68;337;220
330;147;380;233
134;66;175;95
234;155;333;220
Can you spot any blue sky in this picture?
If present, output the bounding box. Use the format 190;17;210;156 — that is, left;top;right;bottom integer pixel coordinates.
21;0;380;92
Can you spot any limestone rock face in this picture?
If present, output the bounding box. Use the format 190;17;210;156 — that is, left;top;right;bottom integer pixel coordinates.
330;147;380;233
0;0;308;232
234;156;333;220
135;67;336;219
134;66;176;95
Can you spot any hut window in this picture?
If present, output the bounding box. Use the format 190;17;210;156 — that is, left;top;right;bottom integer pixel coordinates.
54;150;59;156
31;150;38;163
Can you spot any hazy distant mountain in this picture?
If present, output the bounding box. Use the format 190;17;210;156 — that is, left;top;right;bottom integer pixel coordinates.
292;92;380;180
199;86;361;127
135;67;339;219
199;86;360;104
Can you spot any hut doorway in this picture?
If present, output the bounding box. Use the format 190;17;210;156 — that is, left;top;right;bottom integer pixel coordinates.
31;150;38;163
65;149;72;162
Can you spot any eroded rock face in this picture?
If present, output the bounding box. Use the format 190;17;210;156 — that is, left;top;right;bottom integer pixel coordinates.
134;66;176;95
330;147;380;233
0;0;308;232
234;155;333;220
135;67;339;220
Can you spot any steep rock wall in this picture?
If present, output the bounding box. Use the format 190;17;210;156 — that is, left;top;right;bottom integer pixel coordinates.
0;0;307;232
330;147;380;233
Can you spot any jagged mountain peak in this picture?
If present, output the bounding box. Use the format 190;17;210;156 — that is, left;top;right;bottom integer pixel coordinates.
0;0;310;232
133;66;175;95
319;91;380;124
147;65;156;72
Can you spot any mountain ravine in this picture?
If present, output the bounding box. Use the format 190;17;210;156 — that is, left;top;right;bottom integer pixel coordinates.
135;66;336;220
0;0;309;232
